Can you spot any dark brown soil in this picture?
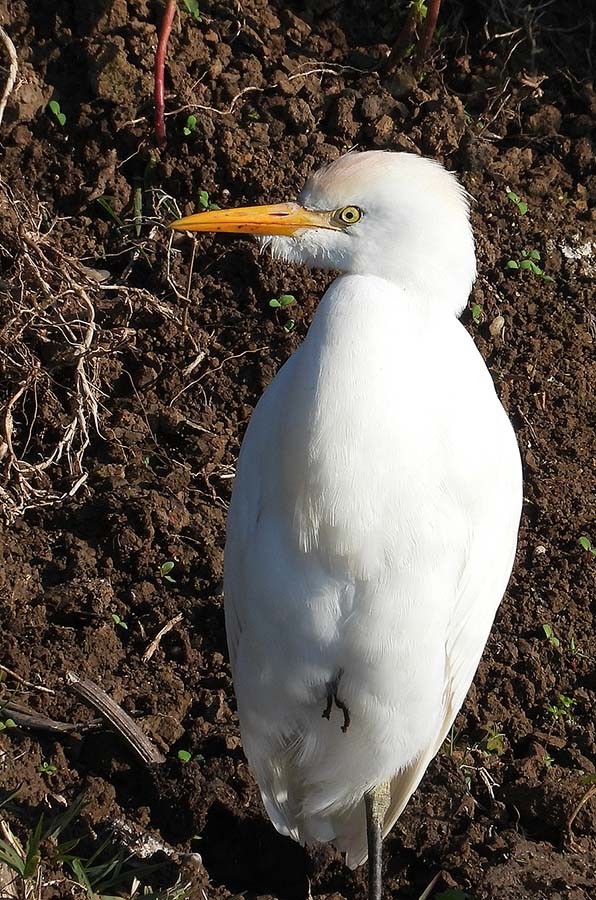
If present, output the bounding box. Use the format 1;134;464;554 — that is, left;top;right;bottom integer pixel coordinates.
0;2;595;899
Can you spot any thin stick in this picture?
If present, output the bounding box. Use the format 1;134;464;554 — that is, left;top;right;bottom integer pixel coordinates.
2;701;78;735
0;26;18;127
142;612;183;662
418;872;443;900
66;671;166;765
415;0;442;65
154;0;177;147
567;783;596;848
0;663;55;694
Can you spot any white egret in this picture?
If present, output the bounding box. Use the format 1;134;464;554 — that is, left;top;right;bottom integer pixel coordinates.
171;151;522;900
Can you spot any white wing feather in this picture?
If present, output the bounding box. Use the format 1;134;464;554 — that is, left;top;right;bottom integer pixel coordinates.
224;275;522;865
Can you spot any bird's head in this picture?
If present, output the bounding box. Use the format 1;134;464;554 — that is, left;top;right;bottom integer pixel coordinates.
170;151;476;314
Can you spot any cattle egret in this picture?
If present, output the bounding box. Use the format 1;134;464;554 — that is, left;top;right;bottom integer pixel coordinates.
170;151;522;900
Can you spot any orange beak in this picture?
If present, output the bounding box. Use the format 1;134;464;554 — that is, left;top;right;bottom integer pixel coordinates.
169;201;333;236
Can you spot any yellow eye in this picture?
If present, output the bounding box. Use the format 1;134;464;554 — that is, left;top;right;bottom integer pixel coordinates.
336;205;362;226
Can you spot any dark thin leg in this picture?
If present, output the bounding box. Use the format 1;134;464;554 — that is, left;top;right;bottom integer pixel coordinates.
333;693;351;732
365;782;391;900
322;688;333;721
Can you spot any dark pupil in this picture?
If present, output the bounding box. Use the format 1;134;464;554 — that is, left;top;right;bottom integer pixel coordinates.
344;210;354;219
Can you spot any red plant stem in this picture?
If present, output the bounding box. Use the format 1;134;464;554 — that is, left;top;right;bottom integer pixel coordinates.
154;0;176;148
415;0;442;64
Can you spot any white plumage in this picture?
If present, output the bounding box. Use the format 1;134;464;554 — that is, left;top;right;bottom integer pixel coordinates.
172;151;522;876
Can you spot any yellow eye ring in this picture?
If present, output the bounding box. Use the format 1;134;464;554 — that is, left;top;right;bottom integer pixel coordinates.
337;205;362;226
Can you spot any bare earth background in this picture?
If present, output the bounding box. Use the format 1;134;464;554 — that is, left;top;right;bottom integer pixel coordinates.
0;1;595;898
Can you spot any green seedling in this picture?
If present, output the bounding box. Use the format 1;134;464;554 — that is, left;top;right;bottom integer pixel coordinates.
542;623;560;648
408;0;428;19
177;749;192;763
48;99;66;127
483;724;505;756
37;761;57;775
133;184;143;238
558;191;572;203
579;535;596;556
269;294;296;309
547;692;576;721
543;753;554;767
506;249;554;282
471;304;482;325
0;795;189;899
96;195;152;265
247;109;261;121
568;634;590;660
160;561;176;583
111;613;128;630
96;195;125;229
0;718;16;731
198;190;220;211
182;0;201;21
183;114;197;136
270;294;297;332
506;189;528;215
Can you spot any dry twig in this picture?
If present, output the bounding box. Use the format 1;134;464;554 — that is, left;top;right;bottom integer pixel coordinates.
66;671;166;765
0;182;148;521
0;25;18;127
142;612;184;662
567;783;596;850
0;664;55;695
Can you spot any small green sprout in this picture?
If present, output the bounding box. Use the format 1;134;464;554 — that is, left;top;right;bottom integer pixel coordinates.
142;455;151;467
269;294;296;309
48;99;66;127
160;561;176;583
408;0;428;19
543;753;554;768
542;624;560;648
579;535;596;556
506;249;554;282
471;304;482;325
247;109;261;121
558;191;572;203
177;749;192;763
182;0;201;21
0;718;16;731
37;761;57;775
111;613;128;630
483;724;505;756
183;114;197;136
96;196;125;228
547;692;577;721
568;634;590;660
270;294;297;333
198;190;220;212
506;189;528;215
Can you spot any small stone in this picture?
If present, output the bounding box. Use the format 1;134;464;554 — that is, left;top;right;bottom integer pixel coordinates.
489;315;505;338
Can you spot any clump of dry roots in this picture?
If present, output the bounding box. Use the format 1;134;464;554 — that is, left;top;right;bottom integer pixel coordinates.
0;181;136;522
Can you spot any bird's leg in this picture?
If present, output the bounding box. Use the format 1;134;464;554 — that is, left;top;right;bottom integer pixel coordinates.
322;686;333;721
322;672;351;731
364;781;391;900
333;693;351;732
